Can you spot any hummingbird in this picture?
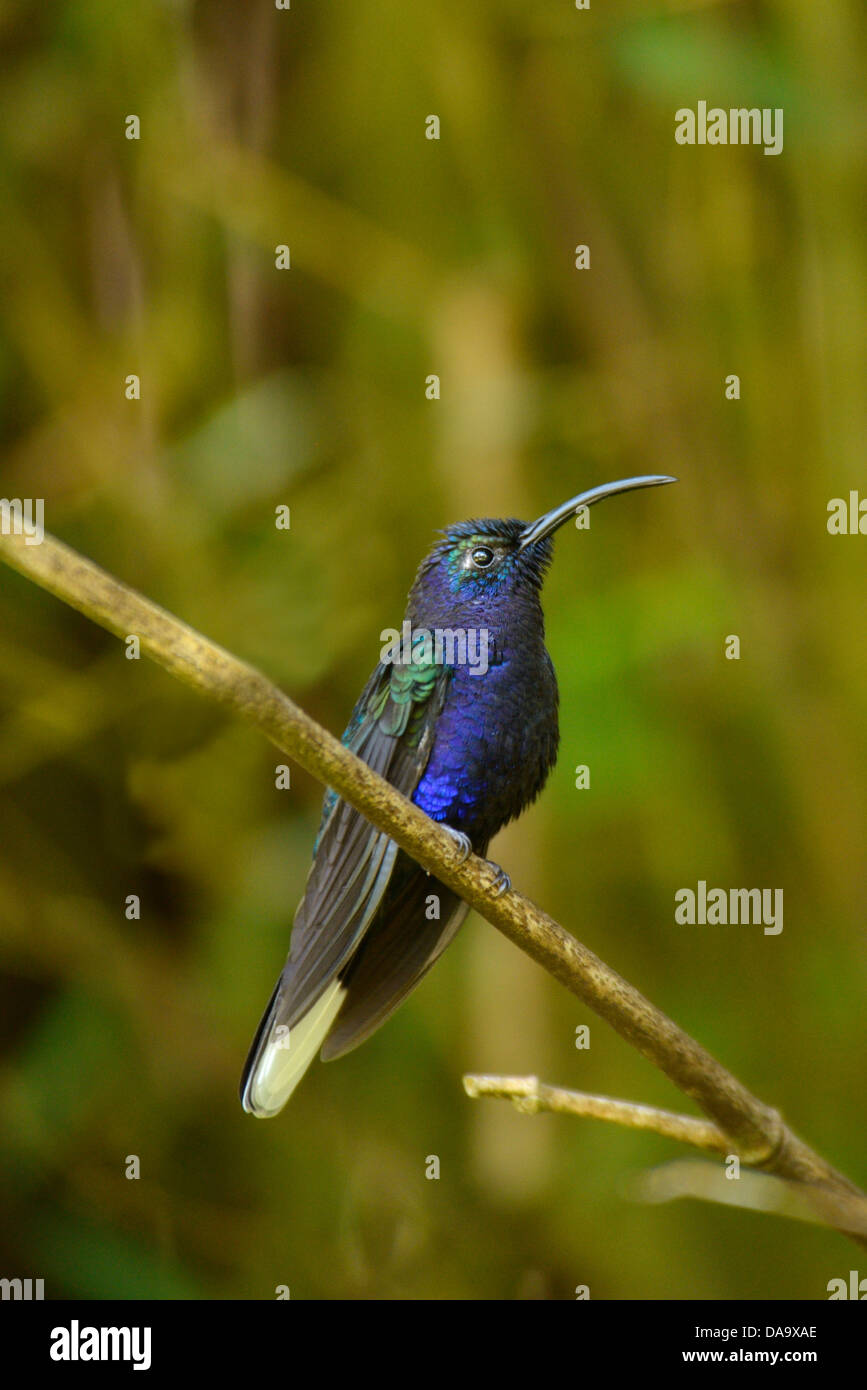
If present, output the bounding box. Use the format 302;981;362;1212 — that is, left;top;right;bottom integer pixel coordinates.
241;474;675;1116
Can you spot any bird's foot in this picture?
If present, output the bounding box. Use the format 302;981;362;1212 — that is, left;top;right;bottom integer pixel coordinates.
486;862;511;898
444;827;473;863
443;830;509;895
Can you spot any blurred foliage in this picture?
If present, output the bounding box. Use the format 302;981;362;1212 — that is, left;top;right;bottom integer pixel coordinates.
0;0;865;1300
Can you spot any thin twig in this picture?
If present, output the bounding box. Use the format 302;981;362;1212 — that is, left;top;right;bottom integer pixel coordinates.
463;1075;730;1156
1;525;865;1246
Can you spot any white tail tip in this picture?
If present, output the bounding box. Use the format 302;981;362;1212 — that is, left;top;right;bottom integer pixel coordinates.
242;979;347;1118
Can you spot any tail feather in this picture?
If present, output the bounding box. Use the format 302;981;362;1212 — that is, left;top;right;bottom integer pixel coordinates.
240;977;346;1117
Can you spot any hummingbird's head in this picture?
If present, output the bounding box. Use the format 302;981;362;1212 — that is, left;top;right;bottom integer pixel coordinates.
423;515;552;603
409;475;676;627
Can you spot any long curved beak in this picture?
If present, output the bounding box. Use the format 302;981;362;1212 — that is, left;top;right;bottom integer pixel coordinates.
519;474;677;550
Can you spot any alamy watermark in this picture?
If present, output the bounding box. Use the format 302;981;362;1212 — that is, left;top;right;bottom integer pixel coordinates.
0;497;44;546
827;492;867;534
1;1276;44;1299
50;1321;151;1371
380;621;489;676
675;102;783;156
827;1270;867;1299
675;881;783;935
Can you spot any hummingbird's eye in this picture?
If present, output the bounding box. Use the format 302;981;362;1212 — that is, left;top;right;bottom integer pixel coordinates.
470;545;495;569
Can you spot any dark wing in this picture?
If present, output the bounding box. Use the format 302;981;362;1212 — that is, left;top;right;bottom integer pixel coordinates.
281;657;453;1022
322;865;477;1060
241;656;452;1111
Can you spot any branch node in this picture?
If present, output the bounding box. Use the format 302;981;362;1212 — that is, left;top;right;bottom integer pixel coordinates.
512;1076;542;1115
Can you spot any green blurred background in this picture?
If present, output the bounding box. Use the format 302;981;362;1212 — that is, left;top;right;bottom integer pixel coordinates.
1;0;865;1299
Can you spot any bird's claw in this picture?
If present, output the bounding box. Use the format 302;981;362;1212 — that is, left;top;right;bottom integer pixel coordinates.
444;831;509;894
488;863;511;898
445;827;473;863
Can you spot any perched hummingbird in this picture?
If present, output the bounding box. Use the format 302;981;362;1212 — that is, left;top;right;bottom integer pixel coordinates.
241;475;675;1116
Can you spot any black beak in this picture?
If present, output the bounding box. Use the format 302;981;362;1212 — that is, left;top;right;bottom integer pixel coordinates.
518;475;677;551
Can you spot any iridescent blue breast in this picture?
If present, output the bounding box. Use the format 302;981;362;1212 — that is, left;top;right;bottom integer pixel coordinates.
412;649;559;846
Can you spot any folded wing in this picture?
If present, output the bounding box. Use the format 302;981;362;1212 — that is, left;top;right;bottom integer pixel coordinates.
241;657;459;1115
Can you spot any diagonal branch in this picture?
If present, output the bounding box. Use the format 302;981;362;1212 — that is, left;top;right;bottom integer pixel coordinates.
1;525;865;1247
